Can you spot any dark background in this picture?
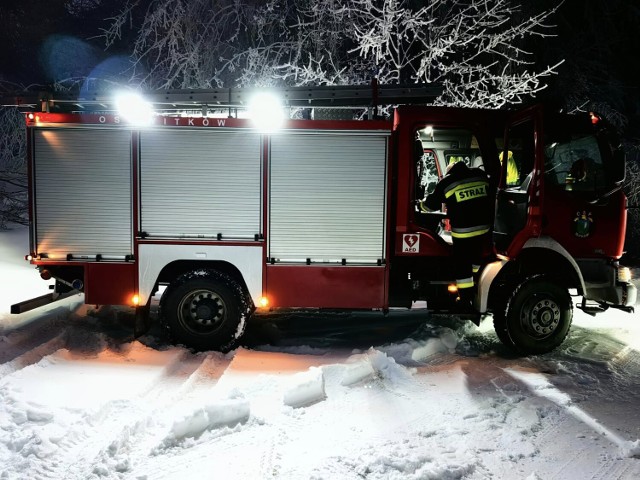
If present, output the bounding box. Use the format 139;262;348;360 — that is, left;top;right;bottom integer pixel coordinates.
1;1;638;129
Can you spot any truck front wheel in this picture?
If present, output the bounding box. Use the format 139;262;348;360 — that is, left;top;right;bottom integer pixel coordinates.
494;275;572;355
161;271;245;351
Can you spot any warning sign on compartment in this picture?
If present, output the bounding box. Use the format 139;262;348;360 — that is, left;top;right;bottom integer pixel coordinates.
402;234;420;253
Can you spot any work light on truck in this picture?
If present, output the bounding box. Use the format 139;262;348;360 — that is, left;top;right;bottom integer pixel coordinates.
115;92;154;125
248;91;284;132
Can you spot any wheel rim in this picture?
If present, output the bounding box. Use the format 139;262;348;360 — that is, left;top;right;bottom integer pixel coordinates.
519;294;562;339
177;288;227;334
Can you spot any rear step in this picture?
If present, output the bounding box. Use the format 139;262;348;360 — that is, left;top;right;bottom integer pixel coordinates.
577;298;609;317
11;291;79;314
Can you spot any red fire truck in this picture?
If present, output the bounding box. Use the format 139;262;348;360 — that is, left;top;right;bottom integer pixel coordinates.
7;84;636;354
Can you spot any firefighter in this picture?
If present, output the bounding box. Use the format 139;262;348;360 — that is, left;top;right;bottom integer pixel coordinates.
419;159;493;310
499;150;520;186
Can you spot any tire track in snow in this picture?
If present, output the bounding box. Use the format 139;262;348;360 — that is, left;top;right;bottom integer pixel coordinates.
30;399;140;480
139;351;228;401
610;346;640;376
87;351;234;477
258;424;285;479
506;367;640;478
312;458;369;479
590;458;639;480
24;349;232;480
0;333;67;381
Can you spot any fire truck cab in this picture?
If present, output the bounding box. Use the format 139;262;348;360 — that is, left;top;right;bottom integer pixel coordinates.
8;85;636;354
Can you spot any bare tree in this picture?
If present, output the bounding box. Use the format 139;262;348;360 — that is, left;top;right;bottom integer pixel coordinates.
102;0;562;108
0;106;27;228
346;0;562;107
623;141;640;258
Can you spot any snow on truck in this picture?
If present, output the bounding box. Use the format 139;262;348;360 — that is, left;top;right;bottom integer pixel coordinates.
6;84;636;354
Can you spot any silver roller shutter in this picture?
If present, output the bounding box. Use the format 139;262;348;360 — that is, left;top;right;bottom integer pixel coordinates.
34;128;133;259
269;133;387;263
140;129;262;239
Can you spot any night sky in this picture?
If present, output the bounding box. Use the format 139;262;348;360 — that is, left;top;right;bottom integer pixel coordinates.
0;0;638;134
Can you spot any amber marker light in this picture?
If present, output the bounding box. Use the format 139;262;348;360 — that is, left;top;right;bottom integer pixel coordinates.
259;296;269;308
132;294;140;306
447;284;458;294
618;267;632;284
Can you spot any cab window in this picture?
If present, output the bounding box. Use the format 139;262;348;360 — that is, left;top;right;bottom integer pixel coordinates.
413;127;486;233
417;149;439;198
544;134;607;193
414;127;484;202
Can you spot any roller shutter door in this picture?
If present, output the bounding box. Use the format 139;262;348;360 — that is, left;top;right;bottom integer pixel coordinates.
34;128;133;259
269;133;387;263
140;129;262;239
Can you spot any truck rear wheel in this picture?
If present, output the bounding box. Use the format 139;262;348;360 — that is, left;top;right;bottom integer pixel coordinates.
493;275;572;355
161;270;245;351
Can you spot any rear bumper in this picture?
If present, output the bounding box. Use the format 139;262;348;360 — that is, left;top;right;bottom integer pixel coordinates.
586;281;636;308
580;260;637;309
623;281;637;307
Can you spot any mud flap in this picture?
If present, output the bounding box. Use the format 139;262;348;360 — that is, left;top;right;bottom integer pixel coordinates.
468;312;482;326
134;304;151;338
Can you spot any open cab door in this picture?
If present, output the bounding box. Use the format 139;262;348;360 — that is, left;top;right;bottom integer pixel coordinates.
494;105;544;256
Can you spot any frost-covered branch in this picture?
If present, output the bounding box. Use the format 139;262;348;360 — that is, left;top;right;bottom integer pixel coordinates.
0;106;27;228
99;0;562;107
347;0;562;107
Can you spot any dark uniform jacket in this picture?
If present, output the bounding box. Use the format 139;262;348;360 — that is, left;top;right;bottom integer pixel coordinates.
423;162;493;239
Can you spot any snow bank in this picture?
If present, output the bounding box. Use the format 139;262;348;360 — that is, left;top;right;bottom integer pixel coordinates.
622;439;640;458
283;367;326;408
341;348;415;387
167;390;250;443
343;448;477;480
340;357;376;386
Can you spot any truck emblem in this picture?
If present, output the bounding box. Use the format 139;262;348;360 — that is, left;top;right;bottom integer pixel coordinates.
403;234;420;253
573;211;594;238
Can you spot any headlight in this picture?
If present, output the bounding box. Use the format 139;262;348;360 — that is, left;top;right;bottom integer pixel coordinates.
617;266;632;283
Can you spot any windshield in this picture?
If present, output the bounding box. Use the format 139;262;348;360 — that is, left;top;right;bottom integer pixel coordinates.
543;112;624;193
544;134;608;192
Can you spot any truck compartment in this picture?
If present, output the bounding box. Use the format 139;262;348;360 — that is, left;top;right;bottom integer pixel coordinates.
33;128;133;259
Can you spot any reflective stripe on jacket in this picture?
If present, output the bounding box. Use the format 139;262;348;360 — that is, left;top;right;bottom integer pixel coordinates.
424;162;493;235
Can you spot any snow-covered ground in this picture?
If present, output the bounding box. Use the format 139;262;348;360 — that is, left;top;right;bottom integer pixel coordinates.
1;226;639;480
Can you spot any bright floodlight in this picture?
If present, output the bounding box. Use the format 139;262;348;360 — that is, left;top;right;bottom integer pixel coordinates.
248;92;285;132
114;92;154;125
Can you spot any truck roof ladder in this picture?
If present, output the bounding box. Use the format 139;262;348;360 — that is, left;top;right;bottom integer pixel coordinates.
1;81;443;114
